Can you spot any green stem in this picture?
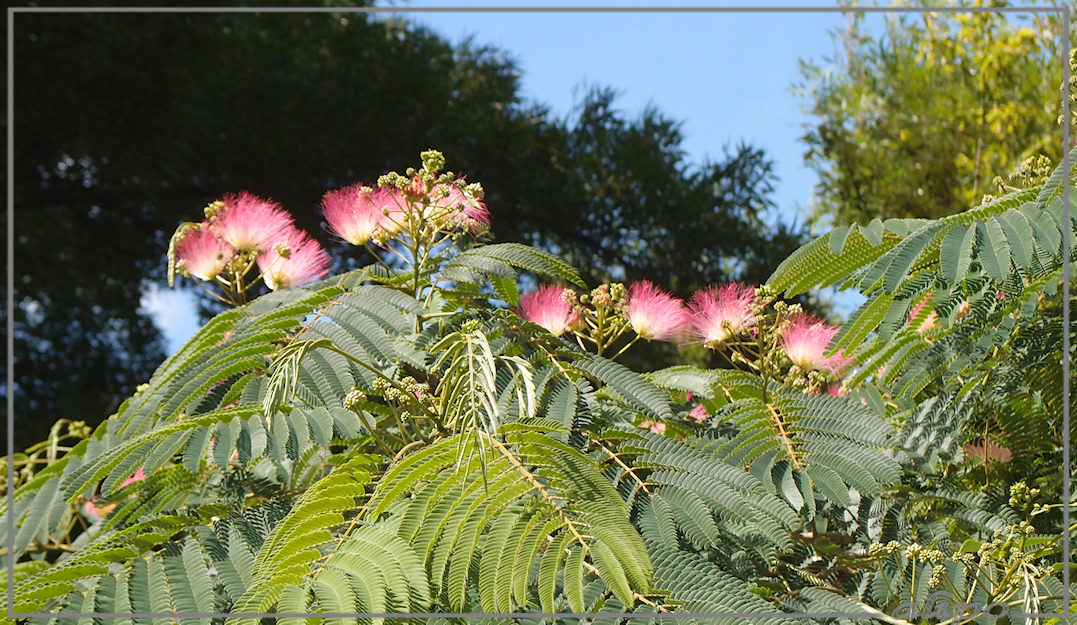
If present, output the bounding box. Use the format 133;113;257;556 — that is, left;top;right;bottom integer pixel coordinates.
389;407;415;444
190;277;236;306
609;335;641;361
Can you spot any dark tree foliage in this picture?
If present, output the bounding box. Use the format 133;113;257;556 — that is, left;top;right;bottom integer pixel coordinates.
8;7;801;448
503;88;804;293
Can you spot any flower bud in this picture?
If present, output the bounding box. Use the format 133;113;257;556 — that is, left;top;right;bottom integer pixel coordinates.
344;388;367;411
421;149;446;174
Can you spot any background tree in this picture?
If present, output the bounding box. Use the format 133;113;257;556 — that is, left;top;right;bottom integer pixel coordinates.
797;0;1062;226
8;7;800;449
500;88;805;293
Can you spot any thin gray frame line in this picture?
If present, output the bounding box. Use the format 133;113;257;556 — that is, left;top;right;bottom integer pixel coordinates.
7;5;1067;12
5;2;1071;621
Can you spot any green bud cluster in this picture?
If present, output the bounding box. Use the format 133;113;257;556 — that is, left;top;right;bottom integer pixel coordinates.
420;149;446;174
1008;481;1040;512
67;420;92;439
868;540;904;557
464;182;485;200
343;388;367;411
927;564;948;588
202;199;225;220
378;172;407;189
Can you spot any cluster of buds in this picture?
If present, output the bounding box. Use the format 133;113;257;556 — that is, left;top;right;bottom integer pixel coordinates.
170;192;330;305
869;541;945;564
949;523;1037;572
868;540;905;557
1008;481;1040;513
989;154;1054;201
907;545;947;564
366;376;437;419
380;376;432;405
66;420;92;439
322;149;490;255
343;388;368;412
927;564;948;589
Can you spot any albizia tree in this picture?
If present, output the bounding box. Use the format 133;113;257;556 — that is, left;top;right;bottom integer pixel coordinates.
1;151;1072;623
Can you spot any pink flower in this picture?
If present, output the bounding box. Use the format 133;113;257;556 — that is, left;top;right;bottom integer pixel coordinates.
626;281;688;341
640;420;666;435
449;190;491;233
119;467;146;489
175;224;234;281
962;440;1013;464
431;184;491;233
687;404;709;424
688;283;756;348
322;184;388;245
82;467;146;522
209;192;295;253
257;229;331;290
908;294;938;332
781;314;850;373
82;499;113;522
518;285;577;337
826;384;847;397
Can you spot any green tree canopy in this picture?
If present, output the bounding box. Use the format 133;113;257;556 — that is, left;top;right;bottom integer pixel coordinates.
797;1;1062;226
10;8;800;449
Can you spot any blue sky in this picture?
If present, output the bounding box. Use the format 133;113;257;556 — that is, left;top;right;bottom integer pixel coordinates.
396;0;861;225
145;2;884;353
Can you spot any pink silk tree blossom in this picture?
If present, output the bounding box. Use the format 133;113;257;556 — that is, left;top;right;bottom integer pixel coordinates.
908;294;939;332
687;283;756;347
175;224;234;281
687;404;709;424
781;314;850;373
518;285;577;337
431;184;491;233
119;467;147;489
962;439;1013;464
82;467;147;522
625;281;687;341
322;184;389;246
209;191;295;253
257;229;331;290
448;189;491;233
640;420;667;434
